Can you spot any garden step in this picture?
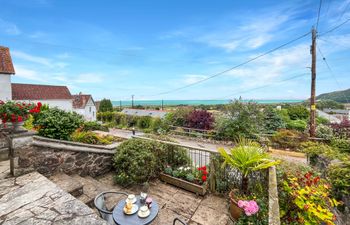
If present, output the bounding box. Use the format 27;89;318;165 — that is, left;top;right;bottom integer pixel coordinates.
49;173;84;198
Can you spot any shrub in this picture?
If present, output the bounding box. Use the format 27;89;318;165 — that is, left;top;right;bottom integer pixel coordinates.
136;116;152;129
71;130;117;145
262;107;285;133
186;110;214;130
97;111;115;122
82;121;108;132
327;160;350;199
330;138;350;153
300;141;337;164
99;98;113;112
315;124;333;140
215;100;264;140
113;138;190;185
286;105;309;120
271;129;305;150
113;139;158;185
170;107;194;127
33;108;83;140
286;119;307;132
280;171;339;224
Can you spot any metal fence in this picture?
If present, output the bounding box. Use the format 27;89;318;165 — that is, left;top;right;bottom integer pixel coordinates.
133;136;268;193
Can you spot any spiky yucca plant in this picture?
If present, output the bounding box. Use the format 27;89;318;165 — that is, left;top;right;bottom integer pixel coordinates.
218;137;279;194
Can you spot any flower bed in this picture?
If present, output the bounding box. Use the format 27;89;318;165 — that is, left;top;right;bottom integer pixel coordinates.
160;165;208;195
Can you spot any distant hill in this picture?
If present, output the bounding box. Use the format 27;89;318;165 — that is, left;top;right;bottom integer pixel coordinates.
316;88;350;103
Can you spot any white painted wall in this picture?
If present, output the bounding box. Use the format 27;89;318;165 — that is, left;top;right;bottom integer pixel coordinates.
72;97;96;121
16;99;73;111
0;74;12;101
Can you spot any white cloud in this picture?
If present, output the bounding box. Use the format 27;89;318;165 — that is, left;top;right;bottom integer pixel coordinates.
14;65;45;82
74;73;103;83
182;74;209;85
11;51;51;67
0;18;21;35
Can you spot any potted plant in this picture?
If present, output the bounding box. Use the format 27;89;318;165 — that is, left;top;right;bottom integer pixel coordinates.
218;137;279;220
0;100;41;131
160;165;208;195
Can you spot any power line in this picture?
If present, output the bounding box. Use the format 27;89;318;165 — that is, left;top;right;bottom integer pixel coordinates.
147;31;311;97
216;72;309;100
316;46;350;103
316;0;323;30
318;18;350;36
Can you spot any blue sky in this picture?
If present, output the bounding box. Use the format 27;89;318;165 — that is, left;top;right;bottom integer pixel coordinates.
0;0;349;101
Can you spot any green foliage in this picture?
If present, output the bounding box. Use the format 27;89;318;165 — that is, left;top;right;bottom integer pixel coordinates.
263;107;285;133
286;105;309;120
327;160;350;197
282;172;338;224
271;129;305;150
170;107;194;127
215;100;264;140
316;88;350;103
99;98;113;112
218;137;279;193
300;141;338;164
316;99;345;110
316;116;330;125
71;130;117;145
330;137;350;153
286;119;307;132
82;121;108;132
33;108;83;140
315;124;333;140
23;114;34;130
113;138;190;185
97;111;115;122
113;139;158;185
277;109;291;124
136;116;152;129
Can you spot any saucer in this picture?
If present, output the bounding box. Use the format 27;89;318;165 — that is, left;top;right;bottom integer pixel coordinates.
138;208;151;218
125;198;137;204
123;204;139;215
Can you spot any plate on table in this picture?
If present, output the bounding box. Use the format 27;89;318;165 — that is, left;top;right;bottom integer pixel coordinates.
123;204;139;215
125;198;137;204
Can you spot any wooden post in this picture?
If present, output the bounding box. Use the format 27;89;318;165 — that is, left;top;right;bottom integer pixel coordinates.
309;27;317;137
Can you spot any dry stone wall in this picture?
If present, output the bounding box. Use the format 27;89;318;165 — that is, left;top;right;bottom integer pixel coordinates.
14;136;116;177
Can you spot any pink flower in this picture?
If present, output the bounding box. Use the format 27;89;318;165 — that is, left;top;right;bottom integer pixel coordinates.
237;200;259;216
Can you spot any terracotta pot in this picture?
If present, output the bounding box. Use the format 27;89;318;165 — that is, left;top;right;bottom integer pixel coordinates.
229;190;243;220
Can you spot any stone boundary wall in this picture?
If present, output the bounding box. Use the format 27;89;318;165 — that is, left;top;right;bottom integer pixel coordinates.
15;135;116;177
268;166;280;225
0;131;35;161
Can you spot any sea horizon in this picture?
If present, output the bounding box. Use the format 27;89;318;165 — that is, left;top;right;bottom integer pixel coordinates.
111;99;303;106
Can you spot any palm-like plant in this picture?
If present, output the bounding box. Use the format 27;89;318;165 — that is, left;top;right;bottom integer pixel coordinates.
218;137;279;194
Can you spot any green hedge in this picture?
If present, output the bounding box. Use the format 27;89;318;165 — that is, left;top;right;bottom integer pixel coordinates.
113;138;190;185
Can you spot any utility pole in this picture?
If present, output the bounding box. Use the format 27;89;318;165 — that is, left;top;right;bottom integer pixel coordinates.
119;100;122;111
131;95;134;109
309;27;317;137
161;99;164;110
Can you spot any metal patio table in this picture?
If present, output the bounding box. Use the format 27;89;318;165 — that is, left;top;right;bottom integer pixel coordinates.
112;196;159;225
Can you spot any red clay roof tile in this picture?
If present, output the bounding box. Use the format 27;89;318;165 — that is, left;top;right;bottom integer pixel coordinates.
0;46;15;74
11;83;72;100
72;94;93;108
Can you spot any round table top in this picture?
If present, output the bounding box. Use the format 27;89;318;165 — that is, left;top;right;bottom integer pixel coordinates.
112;196;159;225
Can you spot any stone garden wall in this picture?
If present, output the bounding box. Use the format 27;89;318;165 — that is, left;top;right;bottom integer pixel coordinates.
14;136;116;177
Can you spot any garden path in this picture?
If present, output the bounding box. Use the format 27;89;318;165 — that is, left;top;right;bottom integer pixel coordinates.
104;128;307;164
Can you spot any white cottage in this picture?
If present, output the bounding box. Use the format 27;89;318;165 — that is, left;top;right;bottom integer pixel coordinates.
0;45;97;118
72;94;97;121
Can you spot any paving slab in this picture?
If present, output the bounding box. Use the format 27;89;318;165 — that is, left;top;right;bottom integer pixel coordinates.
49;173;83;197
0;172;107;225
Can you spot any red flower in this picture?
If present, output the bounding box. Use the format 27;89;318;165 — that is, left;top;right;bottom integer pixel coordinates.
202;175;207;182
201;166;207;171
304;172;312;179
17;116;23;122
37;102;42;108
313;176;320;184
0;100;4;105
202;170;208;175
